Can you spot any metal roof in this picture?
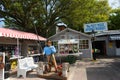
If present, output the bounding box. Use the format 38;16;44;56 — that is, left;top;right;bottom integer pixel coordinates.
95;30;120;36
48;28;92;40
0;28;46;41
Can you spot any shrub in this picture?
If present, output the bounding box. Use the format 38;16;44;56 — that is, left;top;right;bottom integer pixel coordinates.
65;55;77;64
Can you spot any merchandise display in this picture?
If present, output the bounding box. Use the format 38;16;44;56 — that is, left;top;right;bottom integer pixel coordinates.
0;44;20;57
28;46;38;55
59;44;78;54
58;39;79;55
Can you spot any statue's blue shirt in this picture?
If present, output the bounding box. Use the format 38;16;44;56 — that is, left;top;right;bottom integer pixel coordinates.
43;46;56;56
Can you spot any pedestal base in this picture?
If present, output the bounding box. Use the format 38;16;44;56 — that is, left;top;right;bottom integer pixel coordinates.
37;71;67;80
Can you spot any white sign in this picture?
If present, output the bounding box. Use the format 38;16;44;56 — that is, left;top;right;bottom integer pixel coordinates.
84;22;108;32
58;39;79;44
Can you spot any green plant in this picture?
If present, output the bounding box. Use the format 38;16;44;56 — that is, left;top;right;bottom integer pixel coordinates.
65;55;77;64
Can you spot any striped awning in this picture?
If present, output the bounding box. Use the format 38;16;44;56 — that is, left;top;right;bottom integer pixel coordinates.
0;28;46;41
109;35;120;40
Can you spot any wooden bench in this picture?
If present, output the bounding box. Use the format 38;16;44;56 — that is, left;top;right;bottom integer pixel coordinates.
17;57;38;78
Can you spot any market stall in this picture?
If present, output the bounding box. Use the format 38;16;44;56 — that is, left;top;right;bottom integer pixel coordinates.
0;28;46;74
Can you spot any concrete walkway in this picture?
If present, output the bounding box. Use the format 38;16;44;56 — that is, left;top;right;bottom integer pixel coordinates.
6;58;120;80
68;67;87;80
68;60;89;80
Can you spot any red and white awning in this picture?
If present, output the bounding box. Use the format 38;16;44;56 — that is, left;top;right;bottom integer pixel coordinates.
0;28;46;41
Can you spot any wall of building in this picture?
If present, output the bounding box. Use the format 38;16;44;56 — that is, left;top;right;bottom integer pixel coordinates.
106;40;116;56
0;37;17;44
21;40;28;56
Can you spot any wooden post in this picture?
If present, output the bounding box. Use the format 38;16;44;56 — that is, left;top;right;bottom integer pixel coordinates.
62;62;69;77
0;52;5;80
37;61;44;75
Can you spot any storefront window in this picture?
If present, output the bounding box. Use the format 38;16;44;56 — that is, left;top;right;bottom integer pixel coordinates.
79;40;89;49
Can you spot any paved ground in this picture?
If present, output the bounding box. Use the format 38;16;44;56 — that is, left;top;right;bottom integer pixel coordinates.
7;57;120;80
69;58;120;80
87;59;120;80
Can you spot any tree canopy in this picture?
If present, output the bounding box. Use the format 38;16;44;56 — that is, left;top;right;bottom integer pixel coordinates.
63;0;111;31
0;0;111;37
109;8;120;30
0;0;74;37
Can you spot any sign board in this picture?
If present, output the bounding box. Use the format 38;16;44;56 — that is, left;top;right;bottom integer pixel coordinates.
58;39;79;44
84;22;108;32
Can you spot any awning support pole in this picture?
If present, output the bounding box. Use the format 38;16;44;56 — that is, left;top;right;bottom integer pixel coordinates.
16;38;19;56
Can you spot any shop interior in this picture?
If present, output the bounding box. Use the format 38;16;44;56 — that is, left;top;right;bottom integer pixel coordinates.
93;41;106;57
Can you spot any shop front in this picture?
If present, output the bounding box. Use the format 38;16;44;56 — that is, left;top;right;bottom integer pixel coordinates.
95;30;120;57
49;28;92;59
0;28;46;78
109;35;120;56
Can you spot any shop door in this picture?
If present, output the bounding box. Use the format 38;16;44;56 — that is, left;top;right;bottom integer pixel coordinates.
116;48;120;56
94;41;106;56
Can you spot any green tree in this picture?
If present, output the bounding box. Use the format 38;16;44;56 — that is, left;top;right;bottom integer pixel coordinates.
0;0;111;37
62;0;111;31
0;0;74;37
109;8;120;30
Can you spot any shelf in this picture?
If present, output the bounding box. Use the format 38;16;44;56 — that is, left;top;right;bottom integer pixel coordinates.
58;52;83;56
28;54;41;57
10;55;23;60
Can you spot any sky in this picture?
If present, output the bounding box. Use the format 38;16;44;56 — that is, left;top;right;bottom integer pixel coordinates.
0;18;4;27
109;0;120;9
0;0;120;28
